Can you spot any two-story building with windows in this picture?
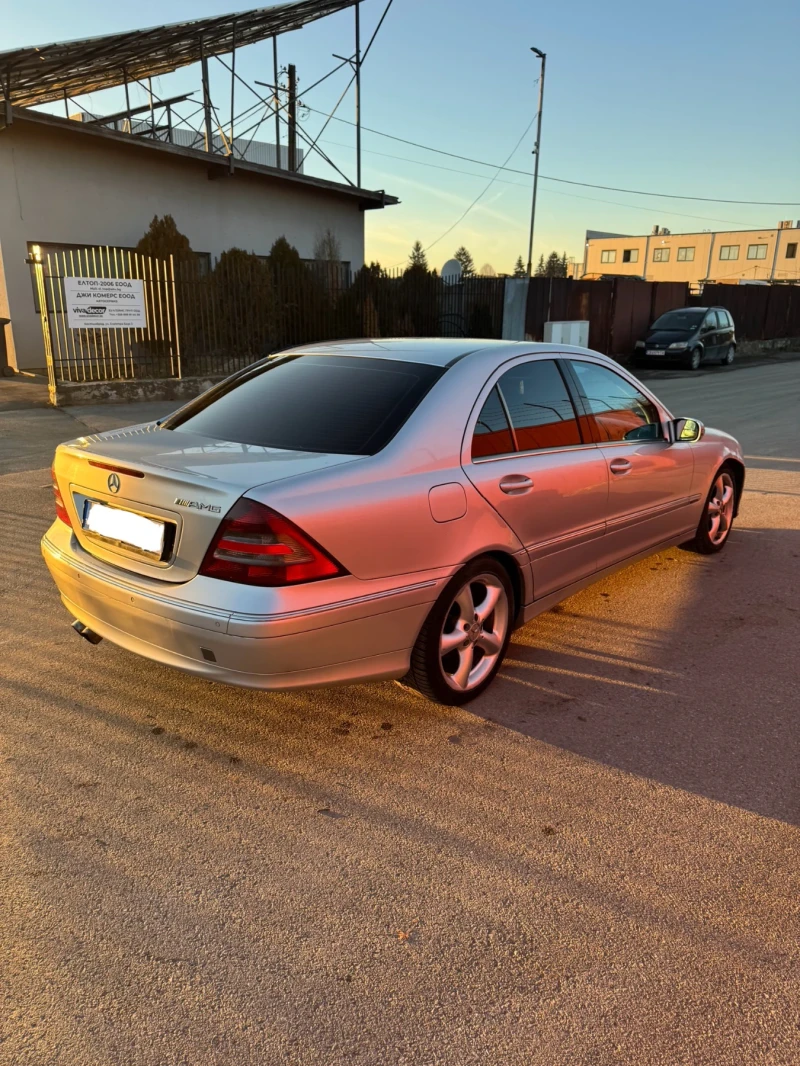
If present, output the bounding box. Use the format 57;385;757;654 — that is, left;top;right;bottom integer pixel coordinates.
581;223;800;286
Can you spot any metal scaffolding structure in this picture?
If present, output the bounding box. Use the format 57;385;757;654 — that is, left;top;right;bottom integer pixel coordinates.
0;0;393;191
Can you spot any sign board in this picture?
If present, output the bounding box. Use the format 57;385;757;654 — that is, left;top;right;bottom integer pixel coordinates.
64;277;146;330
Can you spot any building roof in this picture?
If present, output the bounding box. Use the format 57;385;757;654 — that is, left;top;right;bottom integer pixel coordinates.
0;0;355;108
9;108;397;210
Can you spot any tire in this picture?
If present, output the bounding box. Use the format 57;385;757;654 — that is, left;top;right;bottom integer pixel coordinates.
686;347;702;371
402;557;514;705
720;343;735;366
683;464;737;554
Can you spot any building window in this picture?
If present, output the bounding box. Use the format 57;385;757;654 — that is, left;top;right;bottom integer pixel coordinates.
600;250;616;264
747;244;768;260
787;243;798;259
622;248;639;263
653;248;670;262
677;247;695;262
719;245;739;261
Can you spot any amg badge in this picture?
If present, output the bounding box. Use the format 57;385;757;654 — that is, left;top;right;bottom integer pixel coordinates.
174;498;222;513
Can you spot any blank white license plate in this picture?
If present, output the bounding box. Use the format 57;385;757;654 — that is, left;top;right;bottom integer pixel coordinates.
646;349;666;356
83;500;165;556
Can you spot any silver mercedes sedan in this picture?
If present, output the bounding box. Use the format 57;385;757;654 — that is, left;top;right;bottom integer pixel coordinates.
43;339;744;705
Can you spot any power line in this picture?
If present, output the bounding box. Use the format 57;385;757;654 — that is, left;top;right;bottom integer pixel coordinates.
423;116;535;254
320;140;764;228
305;107;800;206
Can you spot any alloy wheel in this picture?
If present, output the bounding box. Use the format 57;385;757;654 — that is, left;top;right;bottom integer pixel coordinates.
723;344;735;365
439;574;510;692
707;471;735;546
689;348;701;371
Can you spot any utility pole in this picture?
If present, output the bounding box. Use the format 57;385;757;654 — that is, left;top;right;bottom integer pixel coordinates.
272;37;281;168
200;41;214;154
287;63;297;172
355;1;362;187
526;47;546;278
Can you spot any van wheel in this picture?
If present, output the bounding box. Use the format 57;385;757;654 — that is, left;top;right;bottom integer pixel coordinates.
720;344;735;366
402;557;513;705
687;347;702;371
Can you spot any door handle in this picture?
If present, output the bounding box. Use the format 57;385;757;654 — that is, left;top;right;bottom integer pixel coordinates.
499;474;533;495
609;458;632;475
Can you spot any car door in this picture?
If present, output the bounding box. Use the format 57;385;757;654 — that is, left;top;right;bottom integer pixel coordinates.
565;358;697;568
464;357;609;601
700;311;719;361
717;309;733;351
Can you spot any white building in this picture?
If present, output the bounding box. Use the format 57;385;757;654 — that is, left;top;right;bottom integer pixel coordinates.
0;1;397;372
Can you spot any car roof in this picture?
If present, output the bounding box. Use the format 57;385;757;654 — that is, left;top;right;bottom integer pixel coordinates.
277;338;619;368
287;338;496;366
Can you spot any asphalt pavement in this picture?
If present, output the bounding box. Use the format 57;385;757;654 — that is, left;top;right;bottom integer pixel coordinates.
2;361;799;1065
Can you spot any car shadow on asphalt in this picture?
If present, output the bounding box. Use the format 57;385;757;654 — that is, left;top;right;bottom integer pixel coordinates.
481;522;800;827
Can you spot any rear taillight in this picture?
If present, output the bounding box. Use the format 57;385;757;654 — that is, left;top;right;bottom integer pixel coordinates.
199;498;346;587
51;463;72;527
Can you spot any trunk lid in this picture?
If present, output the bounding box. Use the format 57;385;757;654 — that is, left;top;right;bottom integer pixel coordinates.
55;422;361;582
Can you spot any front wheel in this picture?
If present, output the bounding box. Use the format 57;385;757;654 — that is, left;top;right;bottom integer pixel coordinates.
684;466;737;554
687;347;702;371
402;557;514;705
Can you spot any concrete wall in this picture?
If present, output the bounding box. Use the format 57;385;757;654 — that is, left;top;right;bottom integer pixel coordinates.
0;120;368;369
583;226;800;286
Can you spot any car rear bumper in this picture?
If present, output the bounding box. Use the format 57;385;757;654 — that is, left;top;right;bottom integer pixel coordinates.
42;523;446;690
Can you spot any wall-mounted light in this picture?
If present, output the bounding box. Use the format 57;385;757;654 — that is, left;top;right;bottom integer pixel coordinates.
30;245;42;263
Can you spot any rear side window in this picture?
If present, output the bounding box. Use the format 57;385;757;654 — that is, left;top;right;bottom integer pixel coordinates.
569;361;662;443
166;355;444;455
472;386;515;458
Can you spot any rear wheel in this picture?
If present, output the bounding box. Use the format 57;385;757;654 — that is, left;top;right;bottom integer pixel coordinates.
720;343;735;366
687;347;702;371
684;465;737;554
402;557;513;705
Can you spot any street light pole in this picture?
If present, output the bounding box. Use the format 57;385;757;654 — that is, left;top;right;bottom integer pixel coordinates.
526;47;546;278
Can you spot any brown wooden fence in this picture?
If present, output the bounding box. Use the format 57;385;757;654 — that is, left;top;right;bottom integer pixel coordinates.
525;277;800;356
691;284;800;340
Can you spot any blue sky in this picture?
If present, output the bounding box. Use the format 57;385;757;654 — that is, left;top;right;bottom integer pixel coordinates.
5;0;800;272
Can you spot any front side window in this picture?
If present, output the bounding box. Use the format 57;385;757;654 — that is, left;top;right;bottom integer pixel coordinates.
786;243;798;259
600;249;617;264
569;361;662;444
166;355;443;456
719;245;739;261
653;248;670;262
472;386;515;459
747;243;768;260
677;247;695;262
622;249;639;263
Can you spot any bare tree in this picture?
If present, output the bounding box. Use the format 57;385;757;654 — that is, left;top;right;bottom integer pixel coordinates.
314;228;342;262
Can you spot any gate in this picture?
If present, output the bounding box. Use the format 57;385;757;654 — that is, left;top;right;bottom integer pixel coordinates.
32;246;181;404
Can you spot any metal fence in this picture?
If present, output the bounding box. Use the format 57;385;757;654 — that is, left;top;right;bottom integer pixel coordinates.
37;248;507;388
35;248;181;389
174;259;506;377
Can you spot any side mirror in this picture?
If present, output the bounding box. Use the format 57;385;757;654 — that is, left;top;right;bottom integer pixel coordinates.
671;417;704;443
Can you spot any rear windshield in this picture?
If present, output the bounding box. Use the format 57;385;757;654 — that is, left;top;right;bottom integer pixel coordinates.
651;309;704;330
164;355;444;455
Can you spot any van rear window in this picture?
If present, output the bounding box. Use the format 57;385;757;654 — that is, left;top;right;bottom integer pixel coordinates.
164;355;444;455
